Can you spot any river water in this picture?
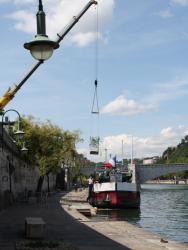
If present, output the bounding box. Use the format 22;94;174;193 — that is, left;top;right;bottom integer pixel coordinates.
92;184;188;244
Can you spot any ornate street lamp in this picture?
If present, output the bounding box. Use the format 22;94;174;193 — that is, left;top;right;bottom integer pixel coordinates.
14;118;25;139
1;109;25;151
24;0;59;61
21;142;28;153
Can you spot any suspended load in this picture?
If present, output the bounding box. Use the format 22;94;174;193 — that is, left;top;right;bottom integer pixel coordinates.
90;136;100;155
90;79;100;155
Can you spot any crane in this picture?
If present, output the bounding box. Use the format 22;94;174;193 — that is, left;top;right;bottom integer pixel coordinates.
0;0;97;112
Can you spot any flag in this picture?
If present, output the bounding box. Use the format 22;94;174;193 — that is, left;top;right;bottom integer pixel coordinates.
105;155;116;168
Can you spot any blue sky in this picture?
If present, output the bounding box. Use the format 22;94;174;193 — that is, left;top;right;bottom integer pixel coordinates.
1;0;188;162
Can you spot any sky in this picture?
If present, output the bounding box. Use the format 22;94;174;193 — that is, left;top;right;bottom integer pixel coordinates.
1;0;188;162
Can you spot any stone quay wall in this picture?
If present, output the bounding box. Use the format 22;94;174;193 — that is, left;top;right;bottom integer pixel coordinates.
0;125;56;210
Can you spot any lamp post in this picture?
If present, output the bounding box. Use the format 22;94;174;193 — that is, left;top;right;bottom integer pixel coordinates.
1;109;25;151
24;0;97;61
24;0;59;61
1;110;27;194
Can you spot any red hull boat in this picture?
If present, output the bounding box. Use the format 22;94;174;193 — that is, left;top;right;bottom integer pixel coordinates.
90;165;140;208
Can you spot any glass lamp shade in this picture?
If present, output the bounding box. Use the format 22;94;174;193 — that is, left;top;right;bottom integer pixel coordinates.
30;44;53;61
14;129;25;139
21;143;28;153
24;35;59;61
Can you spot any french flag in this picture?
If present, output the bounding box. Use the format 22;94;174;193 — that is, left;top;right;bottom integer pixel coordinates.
105;155;116;168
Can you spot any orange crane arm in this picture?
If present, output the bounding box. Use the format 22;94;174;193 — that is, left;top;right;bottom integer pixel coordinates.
0;86;17;110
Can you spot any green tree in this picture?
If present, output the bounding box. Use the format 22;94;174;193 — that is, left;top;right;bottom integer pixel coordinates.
13;116;82;192
157;135;188;178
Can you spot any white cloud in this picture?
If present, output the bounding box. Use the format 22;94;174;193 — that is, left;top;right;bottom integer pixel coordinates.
149;75;188;106
160;127;177;138
171;0;188;6
101;73;188;117
122;30;179;54
6;0;115;47
101;95;155;116
0;0;34;4
80;125;188;162
14;0;33;4
156;9;173;18
8;10;35;33
70;32;99;47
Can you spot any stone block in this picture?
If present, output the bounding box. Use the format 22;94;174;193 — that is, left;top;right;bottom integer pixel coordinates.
25;217;45;239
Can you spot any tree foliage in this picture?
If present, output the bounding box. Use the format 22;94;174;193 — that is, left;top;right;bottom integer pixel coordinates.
157;135;188;178
14;116;82;176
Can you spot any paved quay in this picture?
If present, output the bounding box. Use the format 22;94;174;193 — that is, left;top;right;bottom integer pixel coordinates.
0;190;187;250
62;189;188;250
0;192;130;250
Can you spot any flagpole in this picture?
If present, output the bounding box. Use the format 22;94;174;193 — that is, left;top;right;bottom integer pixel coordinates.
104;148;107;162
121;140;124;171
122;140;124;164
131;135;133;165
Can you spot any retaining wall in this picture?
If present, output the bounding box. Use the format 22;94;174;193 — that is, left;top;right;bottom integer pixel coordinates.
0;125;56;210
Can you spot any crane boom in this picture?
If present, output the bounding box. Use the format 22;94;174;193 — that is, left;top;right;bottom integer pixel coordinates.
0;0;97;112
0;86;17;110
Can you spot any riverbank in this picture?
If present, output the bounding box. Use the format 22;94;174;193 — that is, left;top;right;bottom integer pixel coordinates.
145;179;188;184
62;188;188;250
0;190;187;250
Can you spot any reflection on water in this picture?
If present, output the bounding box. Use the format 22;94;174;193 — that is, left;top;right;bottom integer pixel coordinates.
92;184;188;244
93;208;141;224
140;184;188;243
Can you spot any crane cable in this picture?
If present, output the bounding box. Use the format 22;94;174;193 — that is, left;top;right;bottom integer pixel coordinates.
89;3;100;155
91;4;99;114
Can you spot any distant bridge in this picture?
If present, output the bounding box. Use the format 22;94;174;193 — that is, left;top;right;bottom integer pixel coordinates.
80;164;188;184
136;164;188;184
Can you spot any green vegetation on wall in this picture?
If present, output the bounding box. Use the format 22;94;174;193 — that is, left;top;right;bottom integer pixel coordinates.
157;135;188;178
12;116;88;191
